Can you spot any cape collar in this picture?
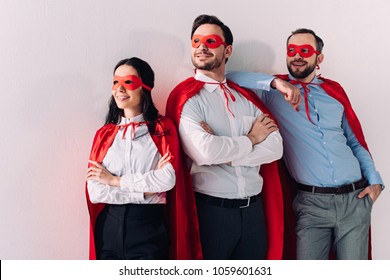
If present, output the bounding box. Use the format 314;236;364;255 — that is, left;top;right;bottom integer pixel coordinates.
195;71;227;94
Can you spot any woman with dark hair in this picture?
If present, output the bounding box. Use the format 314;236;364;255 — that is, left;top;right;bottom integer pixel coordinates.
85;57;202;260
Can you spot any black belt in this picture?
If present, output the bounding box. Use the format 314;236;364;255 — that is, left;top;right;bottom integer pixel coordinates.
195;192;257;208
297;178;368;195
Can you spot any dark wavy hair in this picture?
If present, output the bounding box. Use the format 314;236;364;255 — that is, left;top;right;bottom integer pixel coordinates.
105;57;159;134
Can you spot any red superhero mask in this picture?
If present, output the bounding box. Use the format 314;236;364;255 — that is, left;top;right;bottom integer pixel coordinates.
191;34;228;49
287;44;320;58
112;75;152;91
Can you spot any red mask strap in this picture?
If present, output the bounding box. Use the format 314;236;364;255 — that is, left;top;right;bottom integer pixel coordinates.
112;75;152;91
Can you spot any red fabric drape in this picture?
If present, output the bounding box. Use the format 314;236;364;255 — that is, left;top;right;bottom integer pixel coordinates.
166;77;285;260
85;116;202;260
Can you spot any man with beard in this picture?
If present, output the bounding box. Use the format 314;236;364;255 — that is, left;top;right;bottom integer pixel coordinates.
227;28;384;259
165;15;299;260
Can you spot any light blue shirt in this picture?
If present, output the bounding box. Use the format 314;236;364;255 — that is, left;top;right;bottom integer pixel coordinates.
227;71;383;187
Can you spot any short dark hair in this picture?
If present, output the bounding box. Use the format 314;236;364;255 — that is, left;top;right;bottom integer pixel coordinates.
106;57;159;133
191;14;233;45
287;28;324;53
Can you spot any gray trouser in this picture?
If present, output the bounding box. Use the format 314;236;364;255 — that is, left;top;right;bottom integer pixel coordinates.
293;189;373;260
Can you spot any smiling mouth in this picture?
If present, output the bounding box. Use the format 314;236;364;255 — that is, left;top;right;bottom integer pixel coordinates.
292;63;306;68
116;96;130;101
291;60;306;67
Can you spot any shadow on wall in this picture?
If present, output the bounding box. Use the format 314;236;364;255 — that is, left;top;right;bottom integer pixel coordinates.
227;40;276;74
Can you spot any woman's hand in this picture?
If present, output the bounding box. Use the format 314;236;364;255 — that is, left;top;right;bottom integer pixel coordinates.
86;160;120;187
158;152;172;169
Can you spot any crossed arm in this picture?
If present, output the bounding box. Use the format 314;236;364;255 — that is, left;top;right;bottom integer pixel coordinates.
86;153;174;204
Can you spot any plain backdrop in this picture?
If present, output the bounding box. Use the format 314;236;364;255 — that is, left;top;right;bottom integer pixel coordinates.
0;0;388;260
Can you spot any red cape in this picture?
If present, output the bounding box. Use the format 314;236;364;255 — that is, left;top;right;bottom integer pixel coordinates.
86;116;203;260
275;74;372;259
166;77;285;260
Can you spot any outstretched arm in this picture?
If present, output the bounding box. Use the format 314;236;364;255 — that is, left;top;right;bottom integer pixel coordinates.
227;71;301;109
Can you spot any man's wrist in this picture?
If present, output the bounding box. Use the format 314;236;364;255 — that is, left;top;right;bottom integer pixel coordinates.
110;176;121;187
247;134;256;146
270;78;279;89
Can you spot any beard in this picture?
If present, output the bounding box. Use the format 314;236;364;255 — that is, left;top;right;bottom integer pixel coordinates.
287;60;316;79
192;53;224;71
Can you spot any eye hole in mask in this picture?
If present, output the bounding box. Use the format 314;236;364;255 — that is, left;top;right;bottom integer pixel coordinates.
112;75;152;91
287;44;320;58
192;34;228;49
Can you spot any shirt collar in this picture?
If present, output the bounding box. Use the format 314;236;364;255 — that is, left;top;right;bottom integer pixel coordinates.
195;71;227;93
119;113;145;125
288;74;322;86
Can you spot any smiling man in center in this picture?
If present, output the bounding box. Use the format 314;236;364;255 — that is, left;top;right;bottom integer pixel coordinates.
166;14;299;260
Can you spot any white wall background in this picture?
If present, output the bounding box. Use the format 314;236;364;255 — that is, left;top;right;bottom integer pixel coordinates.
0;0;388;260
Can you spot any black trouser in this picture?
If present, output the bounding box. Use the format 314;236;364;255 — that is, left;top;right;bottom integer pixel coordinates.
95;204;169;260
195;193;267;260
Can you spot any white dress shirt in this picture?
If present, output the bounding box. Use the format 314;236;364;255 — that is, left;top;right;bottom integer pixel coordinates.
179;72;283;199
87;114;175;204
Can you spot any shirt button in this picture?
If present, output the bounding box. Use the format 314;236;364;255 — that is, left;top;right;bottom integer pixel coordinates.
323;142;326;145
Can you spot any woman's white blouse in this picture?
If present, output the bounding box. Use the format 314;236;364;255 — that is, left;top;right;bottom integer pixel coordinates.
87;115;175;204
